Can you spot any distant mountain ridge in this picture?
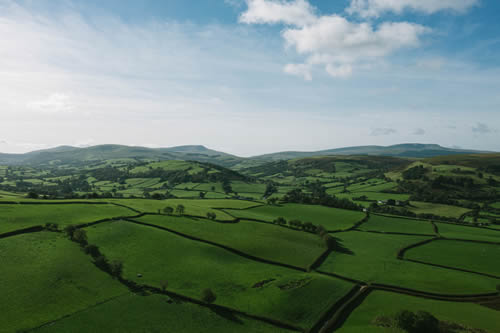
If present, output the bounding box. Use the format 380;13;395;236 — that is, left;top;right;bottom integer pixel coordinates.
250;144;492;161
0;143;493;168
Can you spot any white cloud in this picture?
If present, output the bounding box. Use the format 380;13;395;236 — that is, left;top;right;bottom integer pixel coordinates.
284;63;312;80
412;128;426;135
472;122;495;134
240;0;316;26
282;16;428;78
370;127;397;136
240;1;429;79
347;0;479;18
27;93;74;113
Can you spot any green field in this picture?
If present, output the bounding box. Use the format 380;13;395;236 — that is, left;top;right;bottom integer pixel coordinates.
85;221;353;329
338;290;500;333
136;214;325;268
318;231;498;294
360;215;435;235
0;203;133;234
436;222;500;243
225;203;365;230
0;232;127;333
35;293;291;333
405;239;500;276
408;201;471;218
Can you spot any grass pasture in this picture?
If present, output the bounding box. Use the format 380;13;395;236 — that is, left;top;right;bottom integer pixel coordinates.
0;203;133;234
337;290;500;333
0;232;127;333
436;222;500;243
35;293;291;333
318;231;498;294
408;201;471;218
405;239;500;276
136;214;326;268
224;203;365;231
360;215;435;235
85;221;354;329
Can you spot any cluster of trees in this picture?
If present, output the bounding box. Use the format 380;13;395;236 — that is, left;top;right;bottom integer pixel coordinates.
162;205;185;215
64;226;123;278
402;165;428;180
395;310;440;333
272;217;318;233
283;188;363;211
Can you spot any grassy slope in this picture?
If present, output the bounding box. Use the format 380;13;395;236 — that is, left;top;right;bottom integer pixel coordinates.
136;215;326;269
85;221;353;329
338;290;500;333
405;240;500;276
436;222;500;243
319;231;498;294
408;201;471;218
360;215;435;235
0;232;127;333
225;203;365;230
35;293;291;333
0;203;132;234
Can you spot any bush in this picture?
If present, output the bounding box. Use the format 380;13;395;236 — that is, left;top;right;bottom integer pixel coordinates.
396;310;439;333
72;229;88;246
201;288;216;304
84;244;101;258
163;206;174;215
109;260;123;278
396;310;416;332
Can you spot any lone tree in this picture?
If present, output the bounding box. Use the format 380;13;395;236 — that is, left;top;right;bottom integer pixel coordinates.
163;206;174;215
176;204;185;215
206;212;217;220
201;288;216;304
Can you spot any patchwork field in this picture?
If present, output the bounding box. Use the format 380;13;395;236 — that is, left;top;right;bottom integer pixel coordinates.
85;221;353;329
136;214;326;268
338;291;500;333
436;222;500;243
34;293;291;333
0;203;133;234
0;232;127;333
318;231;498;294
405;239;500;276
360;214;435;235
1;152;500;332
224;203;365;230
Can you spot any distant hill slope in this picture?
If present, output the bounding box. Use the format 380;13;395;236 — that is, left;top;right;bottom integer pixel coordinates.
250;144;491;161
0;143;492;168
0;145;243;168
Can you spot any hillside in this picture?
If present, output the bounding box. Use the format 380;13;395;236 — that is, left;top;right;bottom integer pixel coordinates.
250;144;490;161
0;143;491;170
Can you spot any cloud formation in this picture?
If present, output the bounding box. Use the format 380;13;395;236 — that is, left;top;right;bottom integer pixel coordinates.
472;122;495;134
412;128;426;135
240;0;316;26
240;0;428;79
347;0;479;18
27;93;74;113
370;128;397;136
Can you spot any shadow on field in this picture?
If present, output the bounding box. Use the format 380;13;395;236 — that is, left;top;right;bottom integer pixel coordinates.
210;307;244;324
332;237;354;255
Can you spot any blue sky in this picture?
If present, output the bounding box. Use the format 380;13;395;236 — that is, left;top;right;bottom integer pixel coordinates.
0;0;499;156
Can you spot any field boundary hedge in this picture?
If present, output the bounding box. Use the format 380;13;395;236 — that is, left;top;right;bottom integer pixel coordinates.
123;218;308;272
403;258;500;280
